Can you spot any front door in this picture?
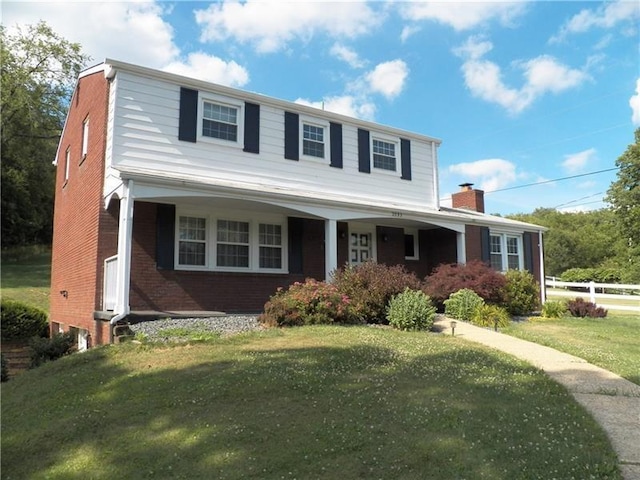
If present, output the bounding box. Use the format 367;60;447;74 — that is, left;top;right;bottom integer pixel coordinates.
349;231;372;265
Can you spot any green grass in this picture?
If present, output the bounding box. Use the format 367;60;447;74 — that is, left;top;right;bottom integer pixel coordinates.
1;326;621;479
503;315;640;385
0;246;51;312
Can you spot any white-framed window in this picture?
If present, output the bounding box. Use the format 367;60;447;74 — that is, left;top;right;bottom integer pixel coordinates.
178;216;207;266
176;209;287;273
81;117;89;159
404;228;419;260
300;116;329;161
490;232;523;271
64;147;70;183
198;93;244;147
372;135;398;172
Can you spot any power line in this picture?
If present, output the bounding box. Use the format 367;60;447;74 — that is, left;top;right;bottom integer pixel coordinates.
553;192;606;209
485;167;619;194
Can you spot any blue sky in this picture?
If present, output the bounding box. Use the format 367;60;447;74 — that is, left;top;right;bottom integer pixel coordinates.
3;1;639;215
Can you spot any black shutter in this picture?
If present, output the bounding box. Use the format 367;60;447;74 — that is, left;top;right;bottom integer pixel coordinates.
244;102;260;153
358;128;370;173
523;232;534;273
284;112;299;160
178;87;198;143
288;217;304;274
400;138;412;180
330;122;343;168
156;204;176;270
480;227;490;264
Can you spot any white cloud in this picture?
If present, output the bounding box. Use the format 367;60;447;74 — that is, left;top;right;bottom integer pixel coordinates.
630;78;640;126
295;95;376;121
365;60;409;99
2;1;178;68
400;25;421;43
454;36;589;114
194;2;381;53
561;148;596;173
163;52;249;87
400;1;528;31
330;43;365;69
448;158;517;192
551;0;640;43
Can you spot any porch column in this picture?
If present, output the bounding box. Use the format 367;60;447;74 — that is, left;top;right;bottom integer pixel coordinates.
114;180;134;316
539;231;546;303
456;231;467;264
325;219;338;281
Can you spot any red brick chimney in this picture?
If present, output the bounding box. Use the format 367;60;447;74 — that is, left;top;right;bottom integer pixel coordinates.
452;183;485;213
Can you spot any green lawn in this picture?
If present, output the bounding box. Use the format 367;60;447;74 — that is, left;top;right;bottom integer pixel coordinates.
503;315;640;385
0;246;51;312
1;326;621;479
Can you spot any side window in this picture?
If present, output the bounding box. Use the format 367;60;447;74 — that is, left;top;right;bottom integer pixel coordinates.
81;117;89;160
372;138;397;172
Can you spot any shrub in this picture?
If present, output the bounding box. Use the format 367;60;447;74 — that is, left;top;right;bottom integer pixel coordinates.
472;304;511;331
386;288;436;331
259;278;356;327
1;300;49;340
444;288;485;321
332;261;422;323
566;297;608;318
560;267;622;284
503;270;541;316
1;354;8;382
423;260;507;310
541;300;568;318
29;332;76;368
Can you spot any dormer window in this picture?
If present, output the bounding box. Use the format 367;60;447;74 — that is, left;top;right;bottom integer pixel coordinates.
203;101;238;142
372;138;397;172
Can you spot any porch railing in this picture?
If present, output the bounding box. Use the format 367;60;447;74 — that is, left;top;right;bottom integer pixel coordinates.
103;255;118;311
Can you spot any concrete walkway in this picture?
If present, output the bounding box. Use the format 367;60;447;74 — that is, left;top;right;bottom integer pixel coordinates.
434;317;640;480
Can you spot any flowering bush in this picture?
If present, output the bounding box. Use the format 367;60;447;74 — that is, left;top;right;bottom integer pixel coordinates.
386;288;436;331
332;261;421;323
423;260;507;310
566;297;607;318
444;288;485;321
259;278;357;327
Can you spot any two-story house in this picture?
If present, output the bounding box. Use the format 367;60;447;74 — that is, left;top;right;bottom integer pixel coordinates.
51;59;545;348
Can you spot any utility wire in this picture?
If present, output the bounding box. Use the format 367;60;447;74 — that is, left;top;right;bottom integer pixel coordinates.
484;167;619;194
553;192;606;209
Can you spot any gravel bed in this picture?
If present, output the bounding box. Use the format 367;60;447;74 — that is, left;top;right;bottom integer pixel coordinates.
128;315;264;342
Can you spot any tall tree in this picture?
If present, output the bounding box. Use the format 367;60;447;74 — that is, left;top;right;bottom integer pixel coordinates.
606;128;640;282
1;22;89;247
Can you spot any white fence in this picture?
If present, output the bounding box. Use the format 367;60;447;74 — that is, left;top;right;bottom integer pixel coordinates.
545;277;640;312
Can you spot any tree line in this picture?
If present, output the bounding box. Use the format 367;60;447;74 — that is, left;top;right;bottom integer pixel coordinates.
1;22;638;283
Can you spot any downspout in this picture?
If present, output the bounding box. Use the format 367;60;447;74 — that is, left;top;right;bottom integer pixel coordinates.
538;230;546;304
110;179;135;327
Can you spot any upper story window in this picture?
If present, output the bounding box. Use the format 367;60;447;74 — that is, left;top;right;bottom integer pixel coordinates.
302;123;325;158
372;138;397;172
490;233;522;271
203;102;238;141
64;147;70;184
81;117;89;159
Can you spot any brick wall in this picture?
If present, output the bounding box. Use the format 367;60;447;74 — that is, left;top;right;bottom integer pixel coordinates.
50;71;110;342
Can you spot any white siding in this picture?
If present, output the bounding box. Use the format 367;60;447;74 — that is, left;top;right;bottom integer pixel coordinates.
109;71;438;209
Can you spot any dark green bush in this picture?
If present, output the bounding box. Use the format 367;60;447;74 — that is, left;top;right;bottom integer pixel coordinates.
1;354;8;382
386;288;436;331
541;300;568;318
472;304;511;331
566;297;607;318
332;261;421;323
423;260;507;310
259;278;357;327
29;332;76;368
503;270;541;316
444;288;484;321
1;300;49;340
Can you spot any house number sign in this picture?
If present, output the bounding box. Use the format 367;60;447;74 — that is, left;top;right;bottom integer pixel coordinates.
391;211;403;217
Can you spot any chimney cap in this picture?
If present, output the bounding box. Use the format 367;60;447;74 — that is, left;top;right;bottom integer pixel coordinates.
459;182;474;191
